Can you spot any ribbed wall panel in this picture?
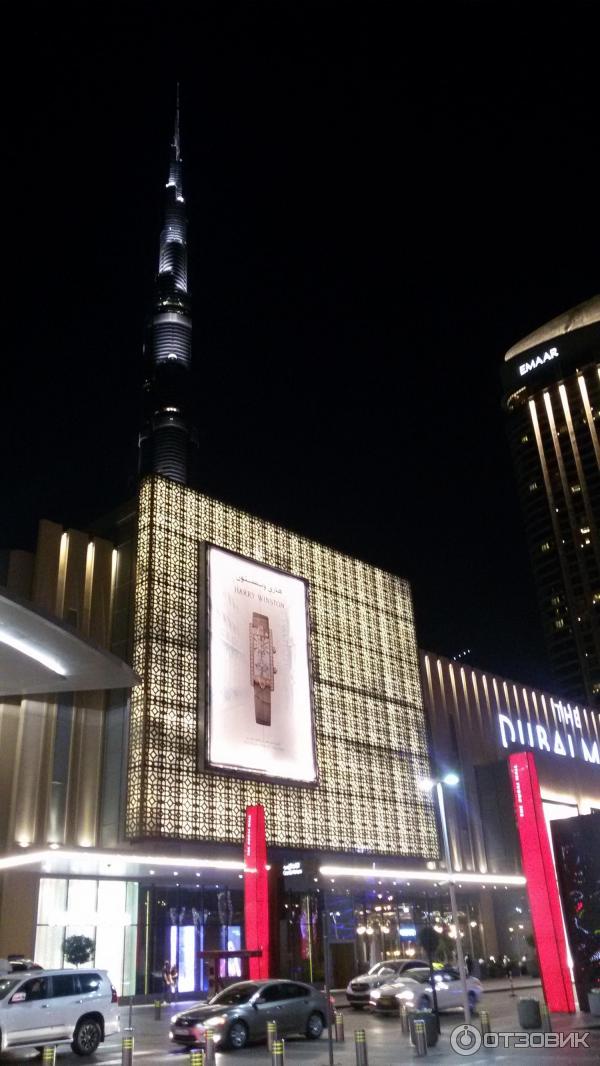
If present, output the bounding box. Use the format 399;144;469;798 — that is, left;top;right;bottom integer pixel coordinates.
153;425;188;484
167;159;183;199
151;312;192;366
159;241;187;291
163;199;186;243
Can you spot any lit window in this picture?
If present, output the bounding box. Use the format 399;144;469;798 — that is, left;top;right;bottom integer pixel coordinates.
541;542;551;553
581;527;590;535
571;484;582;494
521;434;529;444
529;482;538;492
592;592;600;605
554;619;565;630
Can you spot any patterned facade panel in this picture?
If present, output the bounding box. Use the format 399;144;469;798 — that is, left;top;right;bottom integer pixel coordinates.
127;476;437;857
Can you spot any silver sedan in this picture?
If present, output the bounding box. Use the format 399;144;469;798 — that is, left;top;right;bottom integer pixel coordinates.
370;966;483;1014
170;979;329;1050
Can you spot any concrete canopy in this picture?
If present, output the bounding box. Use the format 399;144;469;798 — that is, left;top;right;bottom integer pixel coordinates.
0;587;139;697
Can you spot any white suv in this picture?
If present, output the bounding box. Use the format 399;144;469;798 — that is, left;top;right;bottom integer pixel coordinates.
0;968;120;1056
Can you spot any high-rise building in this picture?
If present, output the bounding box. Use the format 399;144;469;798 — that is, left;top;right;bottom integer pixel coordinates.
502;295;600;707
139;87;197;484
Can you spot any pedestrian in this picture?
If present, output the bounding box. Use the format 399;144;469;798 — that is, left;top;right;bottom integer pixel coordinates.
162;959;174;1004
171;963;179;999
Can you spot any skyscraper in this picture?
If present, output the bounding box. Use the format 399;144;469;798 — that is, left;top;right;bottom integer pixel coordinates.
139;88;197;484
502;295;600;707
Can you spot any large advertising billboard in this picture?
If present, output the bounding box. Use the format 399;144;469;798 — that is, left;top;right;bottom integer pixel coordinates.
205;545;317;784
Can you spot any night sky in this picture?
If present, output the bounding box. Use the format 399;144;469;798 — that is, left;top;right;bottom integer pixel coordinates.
3;2;599;689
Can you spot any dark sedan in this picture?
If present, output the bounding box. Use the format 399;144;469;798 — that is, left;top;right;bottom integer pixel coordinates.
170;979;329;1050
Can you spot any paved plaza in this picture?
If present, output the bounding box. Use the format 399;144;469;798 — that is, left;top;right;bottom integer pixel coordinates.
3;987;599;1064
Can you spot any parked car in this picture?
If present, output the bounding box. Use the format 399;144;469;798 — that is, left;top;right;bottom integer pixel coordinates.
0;956;44;973
0;968;120;1056
346;960;429;1008
370;966;482;1014
170;979;329;1050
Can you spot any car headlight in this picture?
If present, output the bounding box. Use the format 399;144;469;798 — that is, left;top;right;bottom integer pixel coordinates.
370;990;381;1000
395;990;415;1001
171;1015;181;1024
203;1015;227;1027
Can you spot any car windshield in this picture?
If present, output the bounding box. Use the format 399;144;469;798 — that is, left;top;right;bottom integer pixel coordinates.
210;983;260;1006
368;963;395;976
0;979;19;1000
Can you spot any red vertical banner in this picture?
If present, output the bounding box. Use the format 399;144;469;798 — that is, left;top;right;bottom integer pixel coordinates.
244;804;270;980
509;752;575;1012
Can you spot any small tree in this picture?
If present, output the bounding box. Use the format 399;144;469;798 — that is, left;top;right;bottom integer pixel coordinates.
63;935;95;967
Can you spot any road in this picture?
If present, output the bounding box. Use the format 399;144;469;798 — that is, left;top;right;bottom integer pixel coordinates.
3;990;599;1063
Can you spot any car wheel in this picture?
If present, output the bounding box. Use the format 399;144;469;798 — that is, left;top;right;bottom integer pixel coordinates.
72;1018;102;1056
228;1020;249;1049
305;1011;324;1039
468;991;478;1014
417;995;431;1011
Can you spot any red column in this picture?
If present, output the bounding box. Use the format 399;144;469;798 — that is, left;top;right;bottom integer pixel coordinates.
244;804;270;979
509;752;575;1012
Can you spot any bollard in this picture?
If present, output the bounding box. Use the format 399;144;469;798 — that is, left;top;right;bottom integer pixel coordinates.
354;1027;368;1066
399;1002;409;1035
189;1050;204;1066
154;998;162;1020
205;1028;216;1066
479;1008;491;1037
334;1010;345;1042
121;1033;134;1066
540;1004;552;1033
413;1019;427;1058
42;1049;56;1065
272;1038;285;1066
267;1020;278;1052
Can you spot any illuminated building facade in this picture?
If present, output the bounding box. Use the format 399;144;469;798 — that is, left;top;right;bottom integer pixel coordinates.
3;105;600;1003
421;649;600;1008
502;296;600;707
138;89;197;484
128;475;437;857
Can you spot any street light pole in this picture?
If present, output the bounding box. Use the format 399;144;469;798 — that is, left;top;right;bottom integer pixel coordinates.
435;782;471;1024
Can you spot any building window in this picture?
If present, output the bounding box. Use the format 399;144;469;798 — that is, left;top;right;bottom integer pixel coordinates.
35;878;138;997
554;619;565;630
528;482;538;492
541;542;551;553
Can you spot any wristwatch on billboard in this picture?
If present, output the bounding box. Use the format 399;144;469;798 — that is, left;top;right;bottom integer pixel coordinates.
250;612;276;725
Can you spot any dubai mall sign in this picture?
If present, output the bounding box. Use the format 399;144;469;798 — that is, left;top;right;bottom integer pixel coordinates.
498;698;599;765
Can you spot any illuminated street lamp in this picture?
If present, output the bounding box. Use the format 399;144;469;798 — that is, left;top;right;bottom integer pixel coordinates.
419;773;471;1023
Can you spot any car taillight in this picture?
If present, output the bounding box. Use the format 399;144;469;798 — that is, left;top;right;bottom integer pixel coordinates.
111;986;119;1004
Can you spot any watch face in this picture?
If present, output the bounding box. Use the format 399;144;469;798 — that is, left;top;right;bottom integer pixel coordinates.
250;619;274;690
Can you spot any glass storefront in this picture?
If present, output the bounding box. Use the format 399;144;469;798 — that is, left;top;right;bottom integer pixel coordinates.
35;877;138;996
142;884;244;997
33;874;533;998
280;882;533;988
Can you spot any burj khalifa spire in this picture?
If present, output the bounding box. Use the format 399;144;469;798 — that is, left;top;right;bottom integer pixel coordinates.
139;85;197;484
